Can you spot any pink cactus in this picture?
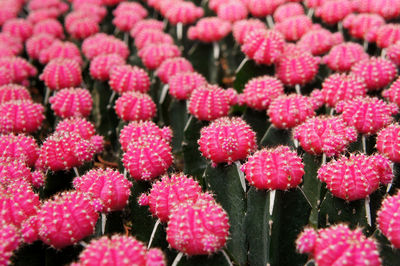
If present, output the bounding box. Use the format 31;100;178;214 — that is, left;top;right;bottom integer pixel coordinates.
74;3;107;22
90;53;125;81
232;19;267;45
138;44;182;70
336;96;398;135
188;84;232;121
20;215;39;244
156;57;194;84
130;19;164;38
217;1;248;23
168;72;207;100
321;73;367;107
376;124;400;163
0;158;35;187
65;12;99;40
122;135;173;181
37;131;94;171
0;84;31;104
114;91;156;122
275;15;314;42
273;2;304;23
377;191;400;249
82;33;129;60
40;58;82;91
164;1;204;25
382;76;400;107
39;40;82;65
139;173;202;222
366;24;400;49
198;117;257;166
0;179;40;228
49;88;93;118
166;192;230;255
297;29;343;56
276;47;320;86
109;65;150;94
296;227;318;254
0;100;44;134
241;29;285;66
2;18;33;42
0;67;13;86
293;116;357;157
241;145;304;190
112;12;142;32
113;2;148;18
342;13;385;40
0;33;23;55
28;0;68;13
0;134;38;167
26;34;56;60
0;56;37;84
246;0;286;17
297;224;381;266
315;0;353;25
119;120;172;152
37;191;99;249
27;8;60;24
323;42;369;72
318;154;393;201
0;222;20;265
188;17;231;43
74;235;166;266
134;30;174;51
353;0;400;20
33;18;64;39
387;41;400;66
351;57;397;91
74;168;132;212
268;94;320;129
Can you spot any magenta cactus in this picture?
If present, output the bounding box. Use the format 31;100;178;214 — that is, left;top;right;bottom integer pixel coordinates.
130;19;164;38
217;0;248;23
232;19;267;45
114;91;156;122
0;222;20;265
274;15;314;42
198;117;257;166
0;133;39;167
89;53;125;81
241;145;304;190
315;0;353;25
27;8;60;24
49;88;93;118
65;12;99;40
366;24;400;49
382;76;400;107
168;71;207;100
109;65;150;94
0;33;23;55
322;42;368;72
119;120;172;152
2;18;33;41
82;33;129;60
188;17;231;43
0;84;31;104
296;227;318;254
122;135;173;181
353;0;400;20
273;2;304;23
113;2;148;18
40;58;82;91
138;44;181;70
164;1;204;25
37;191;99;249
138;173;202;222
156;57;194;84
134;30;174;51
0;158;36;187
39;40;82;65
246;0;285;17
387;41;400;66
0;56;37;84
376;124;400;163
342;13;385;40
335;96;398;135
166;192;230;255
297;29;343;56
26;34;56;60
33;18;64;39
112;13;142;33
377;191;400;249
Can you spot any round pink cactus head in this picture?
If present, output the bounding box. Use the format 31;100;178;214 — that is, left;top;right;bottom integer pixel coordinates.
39;40;82;65
0;158;34;187
0;100;44;134
0;134;39;167
232;19;267;45
343;13;385;40
113;2;148;18
89;53;125;81
27;8;61;24
377;124;400;163
353;0;400;20
130;19;164;38
75;235;166;266
246;0;286;17
138;44;181;70
323;42;368;72
387;41;400;66
297;29;343;56
242;145;304;190
26;34;56;60
318;154;393;201
0;56;37;84
335;96;398;135
188;17;231;43
139;173;202;222
296;227;317;254
65;12;99;40
321;73;367;107
82;33;129;60
112;12;142;33
351;57;397;91
198;117;257;166
73;168;132;213
168;71;207;100
156;57;194;84
164;1;204;25
114;91;156;122
382;76;400;107
37;191;99;249
33;18;64;39
368;24;400;49
109;65;150;94
2;18;33;42
166;192;230;255
241;29;285;66
49;88;93;118
0;84;31;104
268;94;318;129
377;191;400;249
315;0;353;25
0;222;20;265
119;120;172;152
294;116;357;157
40;58;82;91
274;15;313;42
123;135;173;181
0;33;23;55
188;84;232;121
20;215;39;244
217;0;248;23
134;30;174;51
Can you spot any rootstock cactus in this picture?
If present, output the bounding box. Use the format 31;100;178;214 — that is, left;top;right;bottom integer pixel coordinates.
1;0;400;266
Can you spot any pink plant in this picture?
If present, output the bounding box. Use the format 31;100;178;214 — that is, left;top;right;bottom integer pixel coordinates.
73;3;107;22
0;67;13;87
293;116;357;157
166;192;230;255
130;19;164;38
297;29;343;56
241;29;285;65
0;222;20;265
156;57;194;84
353;0;400;20
273;2;304;23
351;57;397;91
342;13;385;40
241;145;304;190
74;235;166;266
387;41;400;66
65;12;100;40
122;135;173;181
168;72;207;100
74;168;132;212
113;2;148;18
246;0;286;17
134;30;174;51
2;18;33;42
33;18;64;39
90;53;125;81
112;13;142;32
20;215;39;244
114;91;156;122
0;158;37;187
0;134;38;167
0;56;37;84
315;0;353;25
0;100;44;134
26;34;56;60
217;0;248;23
36;191;99;249
0;84;31;104
138;173;202;222
119;120;172;152
232;19;267;45
138;44;182;70
49;88;93;118
208;0;231;12
377;191;400;249
366;24;400;49
27;8;61;24
82;33;129;60
40;58;82;91
321;73;367;107
318;154;393;201
28;0;68;13
164;1;204;25
0;33;23;55
382;76;400;107
376;124;400;163
336;96;398;135
109;65;150;94
188;84;232;121
188;17;231;43
198;117;257;166
322;42;369;72
296;228;318;254
39;40;82;65
274;15;314;42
